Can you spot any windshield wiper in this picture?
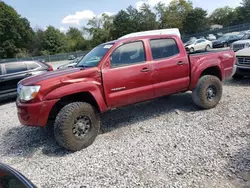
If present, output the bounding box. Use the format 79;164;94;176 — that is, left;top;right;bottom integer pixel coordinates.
77;65;94;69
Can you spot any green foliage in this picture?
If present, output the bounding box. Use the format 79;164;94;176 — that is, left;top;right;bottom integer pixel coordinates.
0;1;34;58
183;8;209;34
66;27;86;51
1;0;250;59
209;7;237;26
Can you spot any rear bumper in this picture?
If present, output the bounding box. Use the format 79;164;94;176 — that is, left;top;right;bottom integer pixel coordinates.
16;99;58;127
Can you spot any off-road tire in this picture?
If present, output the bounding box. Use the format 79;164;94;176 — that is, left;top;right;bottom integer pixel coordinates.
54;102;100;151
192;75;222;109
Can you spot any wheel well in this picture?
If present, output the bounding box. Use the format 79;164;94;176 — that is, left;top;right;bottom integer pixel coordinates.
201;66;222;80
48;92;99;123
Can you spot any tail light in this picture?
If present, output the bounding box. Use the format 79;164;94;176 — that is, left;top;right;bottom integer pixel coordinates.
47;64;54;71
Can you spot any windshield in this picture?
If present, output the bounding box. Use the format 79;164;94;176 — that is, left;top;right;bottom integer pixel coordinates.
185;40;195;45
241;34;250;40
218;36;229;41
76;44;114;67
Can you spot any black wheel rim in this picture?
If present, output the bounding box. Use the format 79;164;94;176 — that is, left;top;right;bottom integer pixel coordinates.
72;115;92;139
206;85;217;100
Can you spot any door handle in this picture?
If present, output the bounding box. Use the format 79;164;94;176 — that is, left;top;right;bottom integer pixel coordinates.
140;68;150;72
26;73;32;76
177;61;185;65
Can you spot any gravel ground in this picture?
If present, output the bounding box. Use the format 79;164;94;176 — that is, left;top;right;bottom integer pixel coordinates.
0;78;250;188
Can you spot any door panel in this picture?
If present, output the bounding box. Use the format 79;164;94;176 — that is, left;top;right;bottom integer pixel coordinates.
102;41;154;108
149;38;190;97
0;63;29;95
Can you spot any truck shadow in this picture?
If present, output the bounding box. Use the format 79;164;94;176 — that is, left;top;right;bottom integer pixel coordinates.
224;77;250;87
0;93;199;157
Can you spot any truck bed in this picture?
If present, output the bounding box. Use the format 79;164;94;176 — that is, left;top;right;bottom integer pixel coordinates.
188;48;231;56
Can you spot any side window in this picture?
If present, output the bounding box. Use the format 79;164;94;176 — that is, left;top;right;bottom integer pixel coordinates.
110;41;146;67
149;38;180;60
27;62;40;70
5;62;27;74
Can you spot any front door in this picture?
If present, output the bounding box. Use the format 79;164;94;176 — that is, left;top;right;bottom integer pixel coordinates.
102;41;154;108
0;62;29;96
148;38;190;97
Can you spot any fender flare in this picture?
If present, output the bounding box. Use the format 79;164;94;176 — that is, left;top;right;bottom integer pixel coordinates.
43;82;108;112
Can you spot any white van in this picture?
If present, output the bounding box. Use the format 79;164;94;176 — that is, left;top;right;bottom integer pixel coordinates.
118;28;181;39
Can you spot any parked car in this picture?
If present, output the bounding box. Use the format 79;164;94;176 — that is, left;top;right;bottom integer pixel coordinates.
212;35;240;48
68;55;76;60
16;34;236;151
185;38;213;52
206;34;217;41
232;47;250;79
0;61;53;101
57;56;83;69
0;162;36;188
231;32;250;51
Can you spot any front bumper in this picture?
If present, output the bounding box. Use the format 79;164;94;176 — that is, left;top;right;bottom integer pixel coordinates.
234;65;250;76
16;99;58;127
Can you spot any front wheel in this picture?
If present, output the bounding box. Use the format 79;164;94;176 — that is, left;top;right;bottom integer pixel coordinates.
192;75;222;109
189;48;195;53
54;102;100;151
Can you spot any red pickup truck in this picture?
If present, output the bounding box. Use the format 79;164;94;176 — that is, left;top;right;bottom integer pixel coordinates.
16;35;236;151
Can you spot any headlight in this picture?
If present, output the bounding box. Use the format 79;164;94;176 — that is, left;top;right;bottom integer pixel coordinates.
18;85;41;102
246;43;250;47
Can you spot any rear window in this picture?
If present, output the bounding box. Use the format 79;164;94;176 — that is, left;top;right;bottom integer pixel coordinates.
149;39;180;60
27;62;40;70
5;62;28;74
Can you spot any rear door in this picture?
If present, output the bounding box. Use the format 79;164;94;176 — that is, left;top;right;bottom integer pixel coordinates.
0;62;29;95
195;39;206;50
102;40;154;108
149;37;190;97
26;61;48;76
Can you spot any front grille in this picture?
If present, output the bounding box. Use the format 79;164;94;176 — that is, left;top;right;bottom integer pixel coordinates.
237;57;250;66
233;44;245;51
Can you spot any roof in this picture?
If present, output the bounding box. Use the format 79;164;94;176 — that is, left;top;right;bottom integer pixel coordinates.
101;34;180;46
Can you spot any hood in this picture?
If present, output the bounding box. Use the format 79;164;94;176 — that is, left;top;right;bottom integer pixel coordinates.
232;39;250;45
20;67;99;86
235;47;250;56
213;40;223;44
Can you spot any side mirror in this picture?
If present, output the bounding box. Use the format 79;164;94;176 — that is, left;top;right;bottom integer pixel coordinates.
0;162;36;188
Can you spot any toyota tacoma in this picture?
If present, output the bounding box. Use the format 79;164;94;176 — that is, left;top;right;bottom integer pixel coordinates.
16;34;236;151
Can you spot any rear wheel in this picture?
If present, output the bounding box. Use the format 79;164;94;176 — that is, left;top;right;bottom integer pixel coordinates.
224;43;228;48
192;75;222;109
54;102;100;151
205;45;211;51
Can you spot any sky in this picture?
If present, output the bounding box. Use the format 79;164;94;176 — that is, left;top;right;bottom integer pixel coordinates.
4;0;241;32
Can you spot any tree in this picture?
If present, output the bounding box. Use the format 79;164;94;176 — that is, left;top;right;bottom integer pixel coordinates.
209;6;237;26
0;2;34;58
84;13;114;47
155;0;193;32
139;3;157;31
42;26;67;54
66;27;87;51
183;8;209;34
